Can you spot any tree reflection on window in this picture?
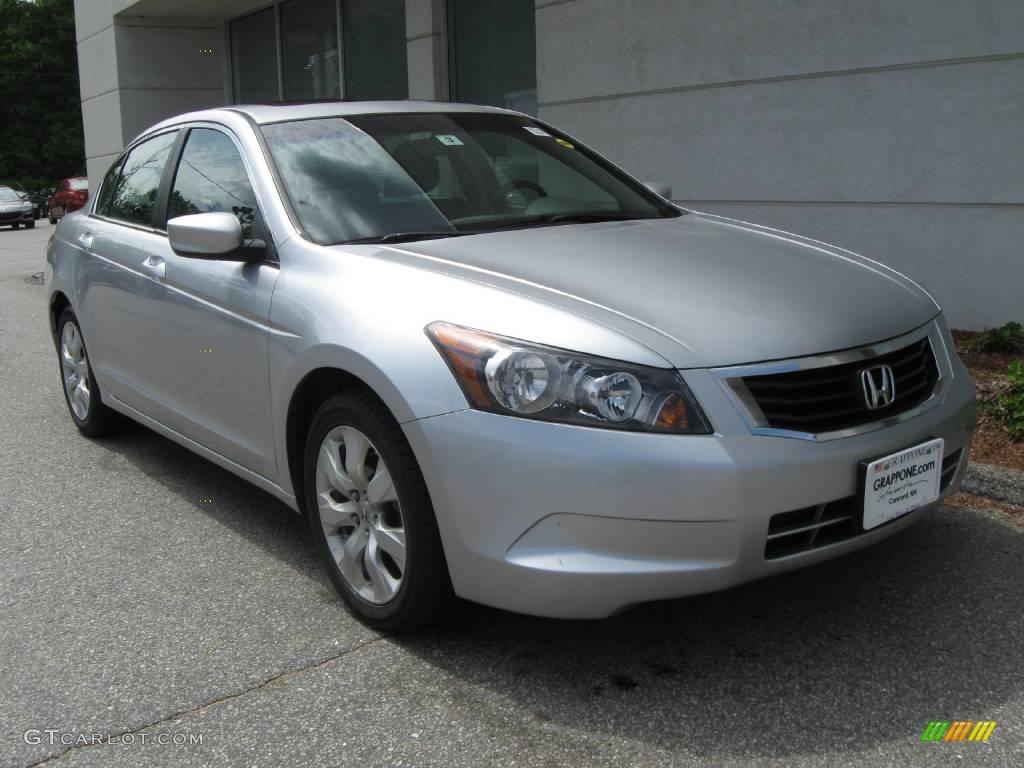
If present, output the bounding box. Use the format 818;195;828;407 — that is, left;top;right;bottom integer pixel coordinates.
169;130;260;239
108;133;177;225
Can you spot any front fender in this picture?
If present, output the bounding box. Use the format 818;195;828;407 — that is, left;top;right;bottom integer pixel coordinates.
268;334;469;499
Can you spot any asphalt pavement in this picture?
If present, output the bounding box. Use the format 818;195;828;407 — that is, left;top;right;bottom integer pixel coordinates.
1;220;1022;767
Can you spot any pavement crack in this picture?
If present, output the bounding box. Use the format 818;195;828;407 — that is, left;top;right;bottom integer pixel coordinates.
24;636;386;767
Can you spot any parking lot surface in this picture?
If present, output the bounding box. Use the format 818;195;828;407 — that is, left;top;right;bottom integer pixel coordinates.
1;221;1022;767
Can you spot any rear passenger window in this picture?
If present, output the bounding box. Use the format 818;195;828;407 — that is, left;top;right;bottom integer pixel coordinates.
93;157;124;216
107;131;178;226
169;129;260;239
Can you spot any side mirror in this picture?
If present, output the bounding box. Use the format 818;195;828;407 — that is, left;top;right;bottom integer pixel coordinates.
167;212;261;260
644;181;673;200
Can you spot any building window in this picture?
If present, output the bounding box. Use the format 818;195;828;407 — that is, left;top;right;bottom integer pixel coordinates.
282;0;341;101
229;0;408;103
342;0;408;101
230;7;279;103
450;0;536;115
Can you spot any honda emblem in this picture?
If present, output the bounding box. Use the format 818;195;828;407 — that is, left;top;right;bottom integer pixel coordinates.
860;365;896;410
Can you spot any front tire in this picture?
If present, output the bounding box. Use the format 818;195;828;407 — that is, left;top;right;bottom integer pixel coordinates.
57;309;122;437
25;220;35;229
304;391;454;631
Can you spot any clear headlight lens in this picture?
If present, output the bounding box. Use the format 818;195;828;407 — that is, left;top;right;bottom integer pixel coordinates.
426;322;711;434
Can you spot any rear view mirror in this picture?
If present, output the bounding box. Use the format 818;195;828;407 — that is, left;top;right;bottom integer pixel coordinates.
168;212;249;259
644;181;673;200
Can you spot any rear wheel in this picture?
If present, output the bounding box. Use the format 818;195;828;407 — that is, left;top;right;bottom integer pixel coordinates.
57;309;122;437
305;391;454;631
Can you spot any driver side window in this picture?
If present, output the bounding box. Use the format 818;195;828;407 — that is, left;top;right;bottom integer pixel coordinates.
169;128;261;239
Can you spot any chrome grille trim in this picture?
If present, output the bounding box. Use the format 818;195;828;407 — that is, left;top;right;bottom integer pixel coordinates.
714;320;951;441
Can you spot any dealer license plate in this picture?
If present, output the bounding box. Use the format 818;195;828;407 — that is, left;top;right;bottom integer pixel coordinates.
862;438;944;531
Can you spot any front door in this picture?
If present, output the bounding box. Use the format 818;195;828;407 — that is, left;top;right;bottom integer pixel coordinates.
132;126;280;480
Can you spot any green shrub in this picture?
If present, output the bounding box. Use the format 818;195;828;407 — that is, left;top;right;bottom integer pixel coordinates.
963;321;1024;355
997;360;1024;441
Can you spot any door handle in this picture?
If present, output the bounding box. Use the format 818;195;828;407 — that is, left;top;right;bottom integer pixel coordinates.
78;232;94;250
140;255;166;280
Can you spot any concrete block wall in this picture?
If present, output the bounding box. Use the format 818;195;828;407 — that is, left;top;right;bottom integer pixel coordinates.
535;0;1024;329
406;0;449;100
75;1;227;190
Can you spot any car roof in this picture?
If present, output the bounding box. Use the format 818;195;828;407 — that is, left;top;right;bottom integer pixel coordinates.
141;101;520;139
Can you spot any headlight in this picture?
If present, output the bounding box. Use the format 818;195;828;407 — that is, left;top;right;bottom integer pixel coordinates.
426;322;711;434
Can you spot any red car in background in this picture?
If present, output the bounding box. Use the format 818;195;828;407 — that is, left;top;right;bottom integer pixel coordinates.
48;177;89;224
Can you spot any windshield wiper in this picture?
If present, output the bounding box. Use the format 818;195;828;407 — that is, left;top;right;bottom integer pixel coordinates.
467;212;643;232
342;213;646;243
541;212;642;224
341;230;468;245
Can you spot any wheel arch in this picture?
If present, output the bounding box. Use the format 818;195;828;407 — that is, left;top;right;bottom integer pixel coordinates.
283;363;412;516
49;290;72;345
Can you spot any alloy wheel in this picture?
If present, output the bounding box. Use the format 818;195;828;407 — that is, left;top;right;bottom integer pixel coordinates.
60;322;91;421
315;425;406;604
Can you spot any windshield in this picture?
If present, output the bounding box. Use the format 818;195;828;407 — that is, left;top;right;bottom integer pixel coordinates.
261;112;679;244
0;188;23;202
69;178;89;191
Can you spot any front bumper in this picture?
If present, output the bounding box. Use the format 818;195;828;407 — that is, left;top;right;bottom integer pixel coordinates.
0;209;33;225
403;339;976;619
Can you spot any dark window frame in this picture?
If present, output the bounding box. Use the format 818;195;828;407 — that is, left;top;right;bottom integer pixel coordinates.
230;3;283;103
447;0;538;114
227;0;410;104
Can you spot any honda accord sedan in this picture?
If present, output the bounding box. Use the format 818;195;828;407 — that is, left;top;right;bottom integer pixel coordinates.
46;102;975;630
0;186;35;229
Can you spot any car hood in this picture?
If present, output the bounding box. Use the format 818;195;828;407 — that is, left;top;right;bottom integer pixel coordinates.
377;213;939;368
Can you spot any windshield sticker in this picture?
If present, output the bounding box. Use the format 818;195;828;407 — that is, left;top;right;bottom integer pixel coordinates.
524;126;551;137
436;134;464;146
556;138;575;149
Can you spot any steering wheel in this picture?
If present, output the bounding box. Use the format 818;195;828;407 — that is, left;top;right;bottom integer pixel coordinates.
494;179;548;209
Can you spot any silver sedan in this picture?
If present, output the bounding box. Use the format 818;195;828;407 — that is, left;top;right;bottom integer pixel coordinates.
46;102;975;630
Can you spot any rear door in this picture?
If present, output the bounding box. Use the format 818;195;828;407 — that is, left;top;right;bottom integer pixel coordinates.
76;131;179;408
131;124;280;480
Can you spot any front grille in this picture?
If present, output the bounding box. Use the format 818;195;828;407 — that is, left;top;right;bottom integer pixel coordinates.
0;211;23;222
764;448;962;559
742;337;940;434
